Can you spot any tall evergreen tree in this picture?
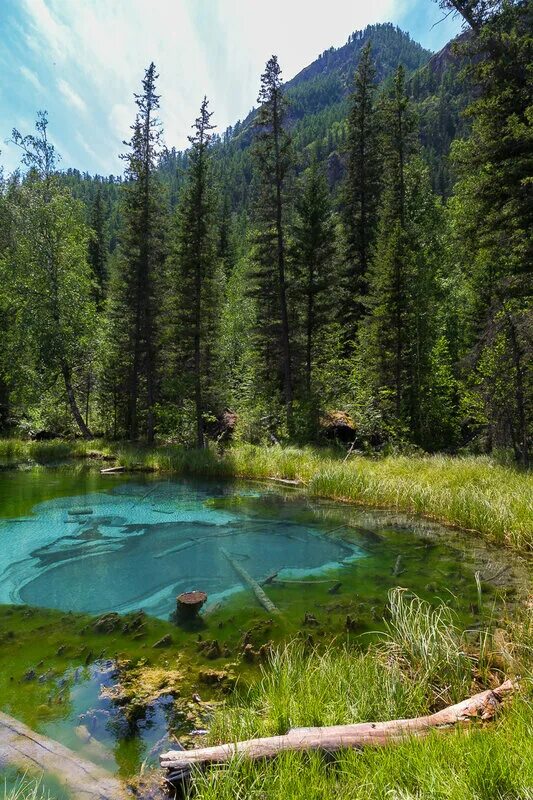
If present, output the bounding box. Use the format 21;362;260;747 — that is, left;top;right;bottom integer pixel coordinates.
445;0;532;463
88;188;108;306
170;97;220;448
291;160;336;397
112;63;166;442
361;68;442;441
250;56;294;431
342;41;381;337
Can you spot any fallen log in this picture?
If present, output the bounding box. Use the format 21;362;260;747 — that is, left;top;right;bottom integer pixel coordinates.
0;710;130;799
220;547;279;614
267;476;304;486
160;680;514;773
100;465;125;474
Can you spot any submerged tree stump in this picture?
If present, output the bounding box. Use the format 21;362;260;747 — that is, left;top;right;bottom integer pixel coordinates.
176;590;207;622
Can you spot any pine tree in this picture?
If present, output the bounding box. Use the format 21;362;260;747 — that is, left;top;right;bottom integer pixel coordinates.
250;56;294;432
88;188;108;306
170;97;220;448
112;63;167;442
291;159;336;398
447;0;532;464
362;69;443;443
342;41;381;337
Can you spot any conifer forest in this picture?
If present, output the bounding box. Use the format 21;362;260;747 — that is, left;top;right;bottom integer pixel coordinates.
0;0;530;465
0;2;532;799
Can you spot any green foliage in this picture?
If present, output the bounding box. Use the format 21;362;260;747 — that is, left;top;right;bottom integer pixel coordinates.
164;97;222;447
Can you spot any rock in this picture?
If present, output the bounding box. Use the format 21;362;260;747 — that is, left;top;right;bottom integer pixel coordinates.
197;639;222;659
92;613;122;634
198;669;236;688
22;668;36;682
152;634;172;649
242;643;256;663
345;615;358;632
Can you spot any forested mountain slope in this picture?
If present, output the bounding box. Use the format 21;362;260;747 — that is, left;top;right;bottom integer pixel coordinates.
1;3;529;464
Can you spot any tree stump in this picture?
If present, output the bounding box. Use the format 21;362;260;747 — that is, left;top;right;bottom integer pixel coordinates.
176;591;207;622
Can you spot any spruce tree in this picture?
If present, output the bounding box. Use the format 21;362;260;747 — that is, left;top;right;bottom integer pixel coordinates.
250;56;294;432
88;188;108;306
446;1;532;464
342;41;381;338
170;97;220;448
362;69;443;442
112;63;166;442
291;159;336;398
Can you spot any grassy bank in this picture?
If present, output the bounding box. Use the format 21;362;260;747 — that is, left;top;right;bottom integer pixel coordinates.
191;589;533;800
1;439;531;552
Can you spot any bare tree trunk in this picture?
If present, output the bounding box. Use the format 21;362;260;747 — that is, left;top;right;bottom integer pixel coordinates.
62;361;92;439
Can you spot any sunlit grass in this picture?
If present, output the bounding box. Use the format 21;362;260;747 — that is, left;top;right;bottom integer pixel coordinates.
1;775;53;800
0;439;531;551
193;591;533;800
193;698;533;800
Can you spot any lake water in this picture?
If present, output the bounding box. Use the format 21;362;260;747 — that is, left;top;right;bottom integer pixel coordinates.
0;467;517;779
0;477;361;617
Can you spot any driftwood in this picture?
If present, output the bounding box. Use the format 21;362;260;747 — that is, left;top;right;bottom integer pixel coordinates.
220;547;279;614
267;476;304;486
0;710;130;800
100;465;125;474
161;681;514;773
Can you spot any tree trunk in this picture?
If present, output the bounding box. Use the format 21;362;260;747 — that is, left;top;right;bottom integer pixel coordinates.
161;681;513;774
61;361;93;439
273;92;293;431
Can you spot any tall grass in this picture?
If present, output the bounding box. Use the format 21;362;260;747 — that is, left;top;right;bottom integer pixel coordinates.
1;439;531;551
193;699;533;800
194;592;533;800
1;775;52;800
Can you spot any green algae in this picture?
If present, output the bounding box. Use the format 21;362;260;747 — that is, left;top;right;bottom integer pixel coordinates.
0;468;526;782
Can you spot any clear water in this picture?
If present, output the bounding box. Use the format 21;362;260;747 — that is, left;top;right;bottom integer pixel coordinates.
0;479;360;618
0;468;517;782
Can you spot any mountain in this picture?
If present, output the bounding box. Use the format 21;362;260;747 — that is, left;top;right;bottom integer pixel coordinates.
61;22;469;234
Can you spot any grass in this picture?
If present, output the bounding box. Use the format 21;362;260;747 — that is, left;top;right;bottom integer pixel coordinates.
192;700;533;800
192;590;533;800
1;774;55;800
1;439;530;552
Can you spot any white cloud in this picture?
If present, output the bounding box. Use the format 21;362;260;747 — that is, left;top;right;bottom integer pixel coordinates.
20;65;45;93
12;0;457;173
57;78;87;114
20;0;73;61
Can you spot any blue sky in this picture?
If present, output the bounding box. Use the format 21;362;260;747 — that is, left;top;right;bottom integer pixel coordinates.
0;0;461;176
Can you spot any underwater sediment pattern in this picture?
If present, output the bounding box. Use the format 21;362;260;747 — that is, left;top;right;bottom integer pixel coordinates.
0;480;360;617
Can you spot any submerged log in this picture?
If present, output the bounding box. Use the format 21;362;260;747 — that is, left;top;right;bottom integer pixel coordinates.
0;710;130;799
220;547;279;614
160;681;514;773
